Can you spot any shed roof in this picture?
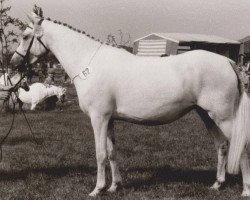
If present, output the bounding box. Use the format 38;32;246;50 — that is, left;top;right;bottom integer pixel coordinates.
240;36;250;43
134;33;240;44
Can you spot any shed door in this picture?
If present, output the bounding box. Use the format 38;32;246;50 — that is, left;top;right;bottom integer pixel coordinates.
137;39;167;56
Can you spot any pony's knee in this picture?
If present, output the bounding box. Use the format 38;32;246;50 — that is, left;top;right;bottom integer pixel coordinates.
97;152;107;164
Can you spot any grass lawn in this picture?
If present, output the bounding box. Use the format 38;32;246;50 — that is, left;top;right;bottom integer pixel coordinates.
0;83;246;200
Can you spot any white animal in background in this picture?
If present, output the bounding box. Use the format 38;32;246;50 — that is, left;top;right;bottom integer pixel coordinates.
18;82;66;110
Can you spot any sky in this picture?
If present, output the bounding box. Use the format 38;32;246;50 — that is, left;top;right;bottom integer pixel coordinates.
9;0;250;45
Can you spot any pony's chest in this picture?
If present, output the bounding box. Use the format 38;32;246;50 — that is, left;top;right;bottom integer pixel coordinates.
74;79;113;114
74;81;94;111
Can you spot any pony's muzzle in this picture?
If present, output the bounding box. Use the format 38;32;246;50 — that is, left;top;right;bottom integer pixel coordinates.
10;53;22;66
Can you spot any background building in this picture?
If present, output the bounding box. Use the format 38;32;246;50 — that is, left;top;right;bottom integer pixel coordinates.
133;33;240;61
239;36;250;64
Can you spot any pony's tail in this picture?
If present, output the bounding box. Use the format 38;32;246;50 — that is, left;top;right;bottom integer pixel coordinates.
227;92;250;174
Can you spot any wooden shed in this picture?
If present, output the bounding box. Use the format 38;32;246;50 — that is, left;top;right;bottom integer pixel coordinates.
133;33;240;61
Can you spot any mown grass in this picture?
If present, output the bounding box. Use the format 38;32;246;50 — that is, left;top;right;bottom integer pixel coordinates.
0;83;247;200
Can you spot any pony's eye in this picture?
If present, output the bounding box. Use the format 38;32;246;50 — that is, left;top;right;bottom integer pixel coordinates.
22;35;29;40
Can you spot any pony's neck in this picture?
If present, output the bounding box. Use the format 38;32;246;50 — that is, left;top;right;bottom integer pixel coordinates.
42;20;102;79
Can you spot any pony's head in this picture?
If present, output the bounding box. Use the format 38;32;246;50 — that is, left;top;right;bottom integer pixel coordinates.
10;6;49;72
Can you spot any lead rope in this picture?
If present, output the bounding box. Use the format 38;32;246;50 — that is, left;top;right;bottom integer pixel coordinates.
0;96;16;161
0;74;45;162
8;75;42;146
3;73;10;110
0;74;17;160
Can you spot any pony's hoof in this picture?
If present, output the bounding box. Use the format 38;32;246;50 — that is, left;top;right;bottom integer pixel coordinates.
241;190;250;197
107;182;122;193
210;181;222;191
89;188;101;197
242;184;250;197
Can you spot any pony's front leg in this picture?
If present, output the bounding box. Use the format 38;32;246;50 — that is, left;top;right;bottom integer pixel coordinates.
106;120;122;193
89;114;110;197
240;149;250;196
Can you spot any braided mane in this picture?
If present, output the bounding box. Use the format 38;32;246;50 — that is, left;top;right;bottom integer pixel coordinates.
44;17;120;48
32;5;120;48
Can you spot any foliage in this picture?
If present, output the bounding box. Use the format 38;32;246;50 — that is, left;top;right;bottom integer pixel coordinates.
106;30;133;53
0;0;25;71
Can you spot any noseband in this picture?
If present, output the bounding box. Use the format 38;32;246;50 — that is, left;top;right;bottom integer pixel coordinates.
15;36;49;59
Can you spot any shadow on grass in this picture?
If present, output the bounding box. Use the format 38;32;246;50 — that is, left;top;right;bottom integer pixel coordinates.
1;135;45;146
125;165;242;190
0;164;95;181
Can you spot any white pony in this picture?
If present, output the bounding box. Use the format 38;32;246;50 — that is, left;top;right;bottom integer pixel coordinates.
10;9;250;197
18;82;66;110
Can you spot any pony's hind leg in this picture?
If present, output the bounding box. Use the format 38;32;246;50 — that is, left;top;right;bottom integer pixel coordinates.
196;107;228;190
240;149;250;196
210;140;228;190
208;112;250;196
106;120;122;193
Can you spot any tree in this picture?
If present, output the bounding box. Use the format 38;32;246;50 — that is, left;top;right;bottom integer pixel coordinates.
106;30;133;53
0;0;25;72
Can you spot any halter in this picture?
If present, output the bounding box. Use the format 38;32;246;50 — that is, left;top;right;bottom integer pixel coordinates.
14;19;49;73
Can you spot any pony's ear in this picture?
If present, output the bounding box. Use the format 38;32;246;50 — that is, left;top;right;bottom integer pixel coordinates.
26;11;41;24
27;5;44;36
33;4;44;18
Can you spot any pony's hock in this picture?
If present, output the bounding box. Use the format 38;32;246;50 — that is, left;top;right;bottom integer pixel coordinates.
10;6;250;197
